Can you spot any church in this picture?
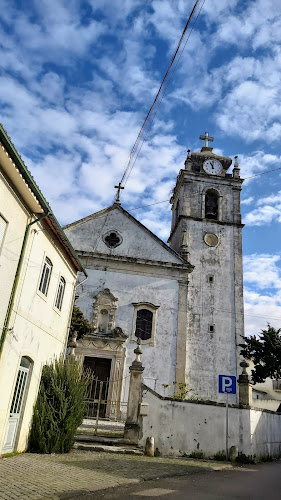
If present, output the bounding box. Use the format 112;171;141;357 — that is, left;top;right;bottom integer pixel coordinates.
64;133;244;413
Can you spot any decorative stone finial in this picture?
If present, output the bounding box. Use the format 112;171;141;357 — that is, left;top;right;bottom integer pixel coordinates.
134;337;142;357
239;360;250;383
233;155;240;178
184;149;192;170
131;337;144;371
240;360;249;370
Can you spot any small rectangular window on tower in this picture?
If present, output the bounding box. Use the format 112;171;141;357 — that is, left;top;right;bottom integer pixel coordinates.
208;275;215;284
209;324;215;333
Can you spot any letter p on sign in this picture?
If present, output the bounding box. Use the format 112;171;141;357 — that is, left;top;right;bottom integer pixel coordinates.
218;375;236;394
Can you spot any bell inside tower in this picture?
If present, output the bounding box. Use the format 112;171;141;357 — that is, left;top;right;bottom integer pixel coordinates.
205;190;218;220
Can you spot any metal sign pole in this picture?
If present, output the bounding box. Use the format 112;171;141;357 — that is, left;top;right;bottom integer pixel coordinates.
219;374;236;461
226;392;229;460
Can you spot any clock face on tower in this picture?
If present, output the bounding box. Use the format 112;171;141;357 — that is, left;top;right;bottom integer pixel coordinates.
203;159;222;175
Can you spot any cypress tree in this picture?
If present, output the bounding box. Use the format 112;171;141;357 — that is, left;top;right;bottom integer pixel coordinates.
29;356;88;453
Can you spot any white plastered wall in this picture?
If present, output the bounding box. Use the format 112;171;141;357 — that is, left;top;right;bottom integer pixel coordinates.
140;388;281;458
0;188;77;452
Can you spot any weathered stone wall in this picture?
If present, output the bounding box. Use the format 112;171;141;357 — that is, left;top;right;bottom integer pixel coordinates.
140;386;281;459
75;268;180;400
184;219;241;403
169;168;244;403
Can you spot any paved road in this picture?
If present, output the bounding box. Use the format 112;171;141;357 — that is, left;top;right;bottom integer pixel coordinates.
0;452;231;500
75;461;281;500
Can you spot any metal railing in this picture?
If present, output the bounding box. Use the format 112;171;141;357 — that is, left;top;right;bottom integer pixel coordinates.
84;371;127;433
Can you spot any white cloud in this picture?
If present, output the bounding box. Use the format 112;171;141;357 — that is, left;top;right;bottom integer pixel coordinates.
244;190;281;226
244;254;281;290
241;196;254;206
244;288;281;337
244;206;281;226
243;253;281;336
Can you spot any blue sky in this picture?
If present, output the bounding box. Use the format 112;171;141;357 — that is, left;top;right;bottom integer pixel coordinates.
0;0;281;336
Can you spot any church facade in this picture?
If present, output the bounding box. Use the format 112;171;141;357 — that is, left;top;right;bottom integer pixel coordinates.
64;134;244;408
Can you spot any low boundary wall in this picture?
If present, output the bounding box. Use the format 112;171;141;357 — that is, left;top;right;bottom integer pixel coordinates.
139;385;281;459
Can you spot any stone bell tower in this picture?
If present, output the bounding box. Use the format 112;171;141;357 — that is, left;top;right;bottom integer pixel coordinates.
168;132;244;402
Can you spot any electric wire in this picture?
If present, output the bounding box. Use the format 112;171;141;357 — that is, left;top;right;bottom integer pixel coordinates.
122;0;206;190
126;166;281;212
117;0;205;196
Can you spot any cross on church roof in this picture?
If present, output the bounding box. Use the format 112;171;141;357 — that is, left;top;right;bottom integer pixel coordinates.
114;182;124;204
199;131;214;148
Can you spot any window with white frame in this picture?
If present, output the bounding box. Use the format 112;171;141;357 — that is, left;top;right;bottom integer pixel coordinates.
55;276;66;310
38;257;53;296
0;214;7;252
132;302;159;345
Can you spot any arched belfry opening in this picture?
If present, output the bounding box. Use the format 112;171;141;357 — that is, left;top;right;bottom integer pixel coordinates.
205;189;219;220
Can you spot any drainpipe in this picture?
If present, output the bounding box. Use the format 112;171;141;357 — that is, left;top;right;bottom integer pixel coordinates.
0;212;49;357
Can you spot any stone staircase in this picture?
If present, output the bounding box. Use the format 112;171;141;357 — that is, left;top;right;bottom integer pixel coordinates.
74;419;143;455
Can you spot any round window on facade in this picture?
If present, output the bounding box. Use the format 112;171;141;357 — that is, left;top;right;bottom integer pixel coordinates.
204;233;219;247
103;231;122;249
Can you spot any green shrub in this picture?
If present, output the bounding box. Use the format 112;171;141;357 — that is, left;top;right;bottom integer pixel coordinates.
235;452;256;464
260;455;273;462
28;356;89;454
189;450;205;459
213;450;227;461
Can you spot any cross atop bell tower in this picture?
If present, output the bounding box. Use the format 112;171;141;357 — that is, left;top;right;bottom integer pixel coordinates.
199;131;214;149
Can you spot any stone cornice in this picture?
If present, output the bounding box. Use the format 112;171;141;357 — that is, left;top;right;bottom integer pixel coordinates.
168;214;244;242
77;250;194;279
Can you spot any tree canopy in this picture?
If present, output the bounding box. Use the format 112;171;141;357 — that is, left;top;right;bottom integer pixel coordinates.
240;325;281;384
69;305;91;340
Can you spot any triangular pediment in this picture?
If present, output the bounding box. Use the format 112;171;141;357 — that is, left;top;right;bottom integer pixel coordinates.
64;204;185;265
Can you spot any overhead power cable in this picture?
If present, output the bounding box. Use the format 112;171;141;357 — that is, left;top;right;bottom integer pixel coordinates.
116;0;206;201
127;166;281;212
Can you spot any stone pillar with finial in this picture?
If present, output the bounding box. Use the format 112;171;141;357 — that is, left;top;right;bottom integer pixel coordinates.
184;149;192;170
124;338;144;444
233;155;240;179
238;361;252;407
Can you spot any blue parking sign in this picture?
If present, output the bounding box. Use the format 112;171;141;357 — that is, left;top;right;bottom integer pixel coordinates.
219;375;236;394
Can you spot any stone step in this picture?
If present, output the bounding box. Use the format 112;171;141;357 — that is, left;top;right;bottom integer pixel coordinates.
83;418;125;429
79;420;125;435
78;425;124;436
73;442;143;455
75;434;131;446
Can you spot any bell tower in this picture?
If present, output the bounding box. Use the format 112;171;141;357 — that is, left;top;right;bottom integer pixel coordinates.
169;133;244;402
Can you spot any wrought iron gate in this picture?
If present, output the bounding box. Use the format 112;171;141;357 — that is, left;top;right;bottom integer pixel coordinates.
84;371;127;432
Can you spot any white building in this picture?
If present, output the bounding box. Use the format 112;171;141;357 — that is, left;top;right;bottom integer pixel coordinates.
64;133;245;410
64;204;193;415
245;361;281;412
0;124;86;454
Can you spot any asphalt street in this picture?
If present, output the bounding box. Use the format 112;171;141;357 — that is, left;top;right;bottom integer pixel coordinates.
73;460;281;500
